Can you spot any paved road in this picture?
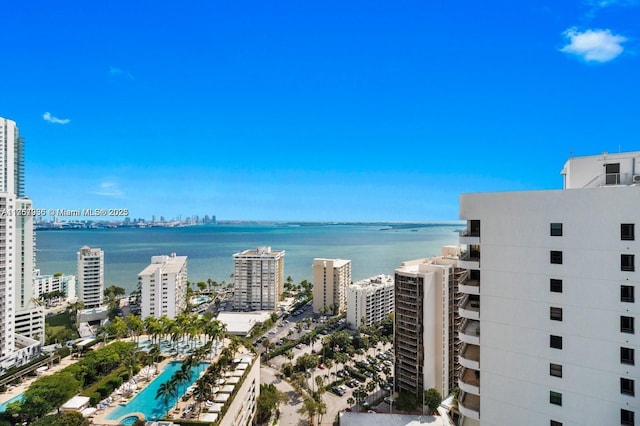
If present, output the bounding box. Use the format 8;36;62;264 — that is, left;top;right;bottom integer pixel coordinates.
261;365;307;426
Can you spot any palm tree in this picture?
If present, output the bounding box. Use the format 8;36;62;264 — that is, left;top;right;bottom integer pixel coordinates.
298;396;317;425
173;364;193;396
315;399;327;425
156;380;178;413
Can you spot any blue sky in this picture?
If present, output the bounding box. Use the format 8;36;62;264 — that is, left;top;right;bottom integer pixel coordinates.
1;1;638;221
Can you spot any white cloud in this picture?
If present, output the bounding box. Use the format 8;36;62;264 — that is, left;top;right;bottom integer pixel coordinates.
109;66;134;80
91;182;124;197
42;112;71;125
560;28;627;62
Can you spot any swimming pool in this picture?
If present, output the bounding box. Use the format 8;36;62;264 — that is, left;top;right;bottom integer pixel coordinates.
105;361;208;422
0;392;24;412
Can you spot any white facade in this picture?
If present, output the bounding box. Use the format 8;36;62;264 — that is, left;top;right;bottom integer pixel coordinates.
218;355;260;426
0;117;42;369
77;246;104;309
34;271;76;303
346;274;394;329
139;253;188;319
458;151;640;426
14;198;43;343
312;258;351;315
394;246;462;400
233;247;285;311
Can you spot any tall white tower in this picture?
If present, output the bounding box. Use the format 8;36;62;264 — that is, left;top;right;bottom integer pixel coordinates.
0;117;42;366
77;246;105;309
458;151;640;426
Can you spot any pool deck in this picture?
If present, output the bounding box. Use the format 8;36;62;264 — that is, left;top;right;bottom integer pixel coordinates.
0;350;83;408
91;335;231;425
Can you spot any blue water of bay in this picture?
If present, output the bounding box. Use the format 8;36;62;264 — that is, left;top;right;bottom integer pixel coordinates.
35;222;462;293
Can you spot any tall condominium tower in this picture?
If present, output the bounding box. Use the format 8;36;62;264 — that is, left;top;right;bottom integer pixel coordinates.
77;246;104;309
0;117;42;370
139;253;188;319
233;247;285;311
394;246;463;400
346;274;394;329
457;151;640;426
312;258;351;315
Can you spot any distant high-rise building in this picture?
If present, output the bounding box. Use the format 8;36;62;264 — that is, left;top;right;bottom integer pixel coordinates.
312;258;351;315
394;246;463;400
139;253;188;318
457;151;640;426
0;117;42;371
346;275;394;329
77;246;104;309
233;247;285;311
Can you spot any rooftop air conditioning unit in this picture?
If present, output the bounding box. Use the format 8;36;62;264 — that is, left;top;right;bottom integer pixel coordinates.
633;175;640;183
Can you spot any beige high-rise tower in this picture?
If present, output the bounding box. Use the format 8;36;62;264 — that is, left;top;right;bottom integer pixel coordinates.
312;258;351;315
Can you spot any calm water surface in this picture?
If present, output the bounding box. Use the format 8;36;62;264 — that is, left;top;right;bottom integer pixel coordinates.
35;223;462;293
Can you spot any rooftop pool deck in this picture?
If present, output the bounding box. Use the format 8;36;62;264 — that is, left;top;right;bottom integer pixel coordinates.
105;360;209;423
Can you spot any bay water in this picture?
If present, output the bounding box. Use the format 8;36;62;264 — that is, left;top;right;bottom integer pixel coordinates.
35;222;462;294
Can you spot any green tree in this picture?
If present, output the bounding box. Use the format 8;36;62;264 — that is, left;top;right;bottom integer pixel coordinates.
423;388;443;415
30;411;90;426
155;380;178;412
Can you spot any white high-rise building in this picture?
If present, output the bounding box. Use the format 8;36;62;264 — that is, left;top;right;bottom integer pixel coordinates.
139;253;188;319
233;247;285;311
312;258;351;315
346;275;394;329
458;151;640;426
0;117;42;370
394;246;463;400
77;246;104;309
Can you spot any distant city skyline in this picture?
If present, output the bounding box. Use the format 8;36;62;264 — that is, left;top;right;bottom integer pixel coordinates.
1;1;638;221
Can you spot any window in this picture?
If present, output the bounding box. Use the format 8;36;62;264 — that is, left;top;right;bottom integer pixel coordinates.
621;286;635;303
550;223;563;236
605;163;621;185
550;335;563;349
622;255;635;272
550;363;563;377
622;224;635;241
550;251;563;264
621;347;635;365
550;421;563;426
621;378;635;396
621;316;635;334
550;279;563;293
550;307;563;321
549;391;562;406
621;409;635;426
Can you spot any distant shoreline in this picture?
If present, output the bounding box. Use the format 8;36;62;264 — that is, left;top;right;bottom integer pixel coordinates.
35;220;464;231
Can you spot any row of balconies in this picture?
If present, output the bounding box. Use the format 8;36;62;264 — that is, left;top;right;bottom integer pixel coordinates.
458;221;482;421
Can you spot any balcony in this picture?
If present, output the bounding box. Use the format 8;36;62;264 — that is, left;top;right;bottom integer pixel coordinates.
460;296;480;320
459;367;480;395
459;229;480;245
459;251;480;270
459;392;480;420
460;343;480;370
459;271;480;295
459;319;480;345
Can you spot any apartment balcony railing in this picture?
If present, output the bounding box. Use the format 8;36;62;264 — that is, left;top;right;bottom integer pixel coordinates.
459;392;480;420
460;295;480;320
459;229;480;245
460;343;480;370
459;367;480;395
459;251;480;269
459;319;480;345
